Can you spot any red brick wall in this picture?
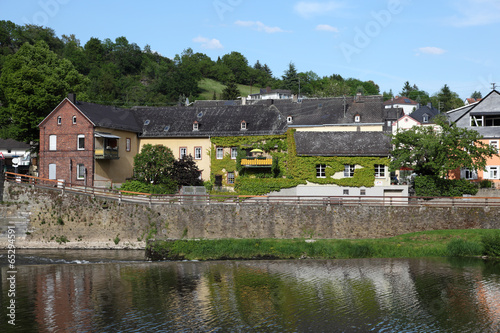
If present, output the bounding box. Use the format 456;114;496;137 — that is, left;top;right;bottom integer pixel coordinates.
39;99;95;186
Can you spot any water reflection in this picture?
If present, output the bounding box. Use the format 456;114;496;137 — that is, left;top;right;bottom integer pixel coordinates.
1;257;500;332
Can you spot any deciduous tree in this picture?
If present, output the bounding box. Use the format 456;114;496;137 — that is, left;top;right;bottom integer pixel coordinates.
133;144;175;184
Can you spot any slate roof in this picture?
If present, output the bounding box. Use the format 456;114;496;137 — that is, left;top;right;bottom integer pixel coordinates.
133;105;287;138
0;138;30;150
75;101;142;132
269;95;388;126
383;96;418;106
294;131;392;157
446;90;500;139
409;105;440;123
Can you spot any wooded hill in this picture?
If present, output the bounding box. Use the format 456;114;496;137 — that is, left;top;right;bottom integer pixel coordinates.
0;21;382;142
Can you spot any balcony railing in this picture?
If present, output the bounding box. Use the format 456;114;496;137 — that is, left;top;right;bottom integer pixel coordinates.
241;157;272;167
95;148;119;159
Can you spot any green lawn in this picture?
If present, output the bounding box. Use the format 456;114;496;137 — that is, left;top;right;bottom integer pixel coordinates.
197;78;260;100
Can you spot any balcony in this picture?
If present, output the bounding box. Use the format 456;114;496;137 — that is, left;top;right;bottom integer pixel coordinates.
240;157;273;168
95;147;119;159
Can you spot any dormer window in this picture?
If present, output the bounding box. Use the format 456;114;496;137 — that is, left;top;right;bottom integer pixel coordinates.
422;114;429;123
354;114;361;123
57;116;62;125
144;120;150;126
241;120;247;130
287;116;293;124
193;121;199;131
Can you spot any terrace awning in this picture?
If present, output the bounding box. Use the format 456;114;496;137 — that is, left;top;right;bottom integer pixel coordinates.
94;132;120;139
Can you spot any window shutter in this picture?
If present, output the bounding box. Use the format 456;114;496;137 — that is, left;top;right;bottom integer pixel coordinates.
472;170;478;180
460;168;465;179
483;167;489;179
49;135;57;150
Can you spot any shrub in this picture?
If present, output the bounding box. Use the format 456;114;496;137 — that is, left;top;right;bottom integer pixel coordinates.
446;238;482;257
481;231;500;257
480;180;493;188
120;179;178;195
414;175;478;197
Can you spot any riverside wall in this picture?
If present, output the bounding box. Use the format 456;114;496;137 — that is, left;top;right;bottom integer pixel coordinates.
1;182;500;249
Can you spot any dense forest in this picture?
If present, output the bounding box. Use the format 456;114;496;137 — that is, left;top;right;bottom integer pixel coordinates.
0;21;464;143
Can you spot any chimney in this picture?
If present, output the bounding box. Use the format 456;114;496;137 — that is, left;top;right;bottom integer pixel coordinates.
67;93;76;104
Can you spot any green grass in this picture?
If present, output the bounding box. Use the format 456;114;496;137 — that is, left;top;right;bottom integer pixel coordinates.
146;229;500;261
197;78;261;100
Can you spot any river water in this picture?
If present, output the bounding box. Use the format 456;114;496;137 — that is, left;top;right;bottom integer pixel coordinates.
1;250;500;332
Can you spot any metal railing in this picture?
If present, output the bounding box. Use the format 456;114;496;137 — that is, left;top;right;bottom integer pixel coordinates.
4;172;500;208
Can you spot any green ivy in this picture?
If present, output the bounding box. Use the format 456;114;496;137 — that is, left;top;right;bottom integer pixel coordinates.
235;177;306;195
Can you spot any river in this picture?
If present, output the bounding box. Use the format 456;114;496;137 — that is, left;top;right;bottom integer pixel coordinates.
1;250;500;332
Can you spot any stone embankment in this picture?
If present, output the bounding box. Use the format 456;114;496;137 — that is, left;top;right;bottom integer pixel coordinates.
1;182;500;249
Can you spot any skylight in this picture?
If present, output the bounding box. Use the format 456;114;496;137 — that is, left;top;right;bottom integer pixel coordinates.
404;99;411;103
164;125;170;131
144;120;150;125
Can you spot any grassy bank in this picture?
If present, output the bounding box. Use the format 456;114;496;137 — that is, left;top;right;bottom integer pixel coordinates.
146;229;500;261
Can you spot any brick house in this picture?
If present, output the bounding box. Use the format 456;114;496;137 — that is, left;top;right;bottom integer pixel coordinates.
38;94;141;187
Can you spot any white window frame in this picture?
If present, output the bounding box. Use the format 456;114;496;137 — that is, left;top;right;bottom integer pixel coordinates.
354;115;360;123
72;115;77;124
422;114;429;123
231;147;238;159
343;189;349;195
77;164;85;180
316;164;326;178
461;168;477;180
126;138;131;152
194;147;202;160
48;163;56;180
374;164;385;178
57;116;62;125
180;147;187;159
344;164;355;178
77;134;85;150
49;135;57;151
241;121;247;130
193;122;199;131
216;147;224;159
490;166;499;179
227;172;235;184
490;140;498;152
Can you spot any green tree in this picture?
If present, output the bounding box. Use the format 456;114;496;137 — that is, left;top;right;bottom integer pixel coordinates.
390;116;498;178
281;62;299;94
0;40;87;142
171;155;203;186
400;81;418;97
471;91;482;99
432;84;464;112
221;78;240;100
221;51;249;84
133;144;175;184
383;89;394;101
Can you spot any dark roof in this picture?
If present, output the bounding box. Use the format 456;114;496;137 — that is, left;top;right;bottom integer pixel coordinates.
409;105;440;123
134;105;287;137
0;138;30;149
294;131;392;156
75;101;142;132
274;95;387;126
383;96;418;106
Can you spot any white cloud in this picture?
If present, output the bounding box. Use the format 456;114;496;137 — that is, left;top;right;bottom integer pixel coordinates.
315;24;339;32
192;36;223;49
446;0;500;27
234;20;286;33
294;1;345;18
416;47;446;56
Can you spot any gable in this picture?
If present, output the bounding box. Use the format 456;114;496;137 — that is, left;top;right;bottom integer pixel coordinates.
38;98;93;128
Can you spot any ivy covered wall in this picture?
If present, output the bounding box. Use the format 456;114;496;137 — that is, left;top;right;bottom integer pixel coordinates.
210;129;391;193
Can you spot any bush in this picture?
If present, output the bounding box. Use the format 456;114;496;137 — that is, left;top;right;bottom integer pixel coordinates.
120;179;178;195
480;180;493;188
414;175;478;197
446;238;482;257
481;231;500;257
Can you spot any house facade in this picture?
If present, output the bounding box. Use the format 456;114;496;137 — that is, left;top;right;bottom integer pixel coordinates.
384;96;419;115
447;90;500;187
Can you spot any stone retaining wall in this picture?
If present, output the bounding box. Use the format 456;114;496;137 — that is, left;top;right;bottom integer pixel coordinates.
1;182;500;249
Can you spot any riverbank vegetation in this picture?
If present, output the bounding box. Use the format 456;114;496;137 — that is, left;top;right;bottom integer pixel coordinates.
146;229;500;261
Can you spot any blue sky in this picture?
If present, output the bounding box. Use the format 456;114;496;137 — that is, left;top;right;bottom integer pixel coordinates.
1;0;499;99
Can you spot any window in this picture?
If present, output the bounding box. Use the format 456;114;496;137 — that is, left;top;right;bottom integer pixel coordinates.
470;115;483;127
490;140;498;152
360;189;366;195
216;147;224;159
374;164;385;178
354;115;360;123
344;164;355;178
227;172;235;184
72;116;77;124
48;164;56;180
194;147;202;160
316;164;326;178
343;189;349;195
77;164;85;180
489;166;499;179
126;138;131;152
241;121;247;130
193;121;199;131
231;147;238;159
287;116;293;124
77;134;85;150
180;147;187;159
49;135;57;151
461;168;477;180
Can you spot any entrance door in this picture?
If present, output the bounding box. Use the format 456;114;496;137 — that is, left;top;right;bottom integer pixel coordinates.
48;163;56;180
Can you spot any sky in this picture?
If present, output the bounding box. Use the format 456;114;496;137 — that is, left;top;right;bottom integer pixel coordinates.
1;0;500;100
